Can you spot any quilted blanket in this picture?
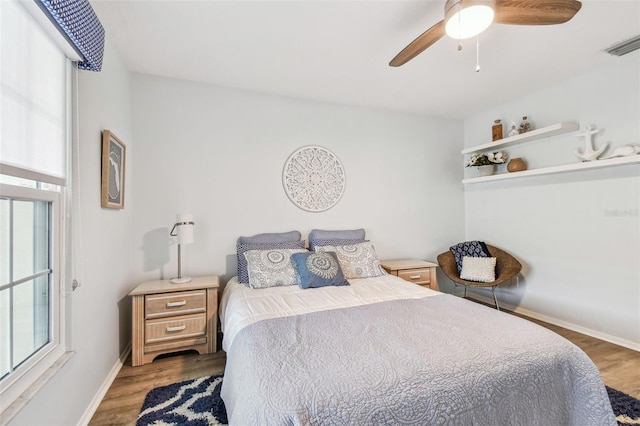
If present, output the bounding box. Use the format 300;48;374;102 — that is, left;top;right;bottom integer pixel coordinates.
221;293;615;425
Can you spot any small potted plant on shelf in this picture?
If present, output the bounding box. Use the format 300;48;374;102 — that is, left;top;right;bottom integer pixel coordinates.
466;151;508;176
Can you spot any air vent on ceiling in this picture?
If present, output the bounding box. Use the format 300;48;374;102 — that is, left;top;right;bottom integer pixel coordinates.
604;34;640;57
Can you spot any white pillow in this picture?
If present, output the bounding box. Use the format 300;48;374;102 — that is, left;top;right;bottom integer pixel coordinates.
244;248;307;289
315;241;385;279
460;256;497;283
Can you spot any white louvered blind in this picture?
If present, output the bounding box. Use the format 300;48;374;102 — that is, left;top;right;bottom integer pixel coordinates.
0;1;68;186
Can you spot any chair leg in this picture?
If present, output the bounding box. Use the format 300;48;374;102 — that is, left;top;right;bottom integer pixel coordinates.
491;286;500;311
452;282;461;297
464;285;467;298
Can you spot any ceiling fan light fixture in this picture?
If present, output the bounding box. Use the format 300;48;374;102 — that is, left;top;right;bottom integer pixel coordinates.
444;0;495;40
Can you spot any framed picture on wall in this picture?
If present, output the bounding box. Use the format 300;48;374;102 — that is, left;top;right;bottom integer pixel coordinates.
101;130;126;209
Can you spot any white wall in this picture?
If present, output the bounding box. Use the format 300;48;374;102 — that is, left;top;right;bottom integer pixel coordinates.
130;74;464;287
11;53;464;426
462;54;640;348
9;41;135;425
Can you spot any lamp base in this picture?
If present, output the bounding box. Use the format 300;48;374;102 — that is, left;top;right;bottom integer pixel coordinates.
170;276;192;284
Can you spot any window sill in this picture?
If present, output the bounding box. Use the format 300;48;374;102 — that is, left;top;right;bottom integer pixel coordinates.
1;351;75;425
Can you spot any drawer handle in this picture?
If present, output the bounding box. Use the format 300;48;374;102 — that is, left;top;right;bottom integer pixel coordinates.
166;325;186;332
166;300;187;308
409;275;421;280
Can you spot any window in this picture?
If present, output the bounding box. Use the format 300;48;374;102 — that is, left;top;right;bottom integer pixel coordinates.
0;0;69;412
1;195;51;377
0;182;63;403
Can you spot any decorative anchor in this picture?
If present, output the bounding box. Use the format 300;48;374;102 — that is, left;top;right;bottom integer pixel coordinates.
574;126;608;162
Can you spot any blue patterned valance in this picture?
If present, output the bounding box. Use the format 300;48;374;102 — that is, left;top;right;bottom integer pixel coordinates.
35;0;105;71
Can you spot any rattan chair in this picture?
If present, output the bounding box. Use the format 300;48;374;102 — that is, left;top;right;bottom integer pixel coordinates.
437;244;522;310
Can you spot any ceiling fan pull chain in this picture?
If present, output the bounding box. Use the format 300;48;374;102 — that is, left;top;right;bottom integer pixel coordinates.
476;34;480;72
457;1;463;50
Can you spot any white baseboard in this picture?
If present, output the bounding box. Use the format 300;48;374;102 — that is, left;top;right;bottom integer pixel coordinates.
509;305;640;352
77;342;131;426
461;291;640;352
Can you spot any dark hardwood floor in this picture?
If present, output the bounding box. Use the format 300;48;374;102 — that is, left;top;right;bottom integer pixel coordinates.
89;315;639;425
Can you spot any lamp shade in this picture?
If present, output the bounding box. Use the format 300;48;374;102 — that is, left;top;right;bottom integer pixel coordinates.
175;213;194;245
444;0;495;40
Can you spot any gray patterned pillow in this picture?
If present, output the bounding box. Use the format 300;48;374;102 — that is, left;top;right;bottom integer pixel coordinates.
244;248;307;289
315;242;385;279
236;240;306;284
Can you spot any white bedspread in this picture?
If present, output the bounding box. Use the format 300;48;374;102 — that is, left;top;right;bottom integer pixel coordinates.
221;284;616;425
219;274;441;352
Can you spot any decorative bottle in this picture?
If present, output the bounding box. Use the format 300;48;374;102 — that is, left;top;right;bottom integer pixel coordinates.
492;119;503;141
518;116;532;134
508;121;519;137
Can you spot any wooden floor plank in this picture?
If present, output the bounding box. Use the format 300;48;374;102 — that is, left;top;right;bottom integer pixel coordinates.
89;315;639;425
89;351;226;426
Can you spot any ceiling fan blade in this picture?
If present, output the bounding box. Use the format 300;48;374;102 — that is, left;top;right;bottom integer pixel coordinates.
494;0;582;25
389;20;445;67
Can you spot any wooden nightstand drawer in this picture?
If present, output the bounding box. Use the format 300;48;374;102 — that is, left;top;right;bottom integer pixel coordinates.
398;268;431;285
380;259;439;291
145;290;206;319
144;313;207;344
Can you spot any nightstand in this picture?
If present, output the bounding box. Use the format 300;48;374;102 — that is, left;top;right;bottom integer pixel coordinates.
129;275;219;366
380;259;439;291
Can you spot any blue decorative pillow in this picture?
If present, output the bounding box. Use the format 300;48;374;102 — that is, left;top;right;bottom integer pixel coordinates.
309;238;368;252
291;251;349;289
237;240;305;284
449;241;490;273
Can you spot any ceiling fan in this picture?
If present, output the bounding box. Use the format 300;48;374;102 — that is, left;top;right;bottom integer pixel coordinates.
389;0;582;67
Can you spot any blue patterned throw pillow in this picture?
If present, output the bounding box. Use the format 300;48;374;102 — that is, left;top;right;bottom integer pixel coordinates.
450;241;490;273
291;251;349;289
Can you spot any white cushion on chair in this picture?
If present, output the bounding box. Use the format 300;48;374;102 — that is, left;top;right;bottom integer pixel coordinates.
460;256;496;283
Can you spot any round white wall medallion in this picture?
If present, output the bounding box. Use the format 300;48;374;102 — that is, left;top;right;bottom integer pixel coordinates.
282;146;346;212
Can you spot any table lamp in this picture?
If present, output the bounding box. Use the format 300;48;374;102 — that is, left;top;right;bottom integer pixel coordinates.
169;213;194;284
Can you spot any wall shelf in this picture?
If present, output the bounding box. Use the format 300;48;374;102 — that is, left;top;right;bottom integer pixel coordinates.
461;122;580;155
462;155;640;184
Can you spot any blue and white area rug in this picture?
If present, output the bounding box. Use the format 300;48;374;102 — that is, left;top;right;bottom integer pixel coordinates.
137;375;226;426
137;375;640;426
608;386;640;426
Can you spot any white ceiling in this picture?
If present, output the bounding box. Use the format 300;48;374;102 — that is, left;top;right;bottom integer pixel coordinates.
90;1;640;120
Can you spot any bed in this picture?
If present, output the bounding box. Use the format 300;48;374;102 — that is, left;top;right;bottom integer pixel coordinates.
219;275;615;425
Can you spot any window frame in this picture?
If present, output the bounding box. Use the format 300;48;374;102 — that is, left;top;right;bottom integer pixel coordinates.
1;0;75;418
0;183;66;409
